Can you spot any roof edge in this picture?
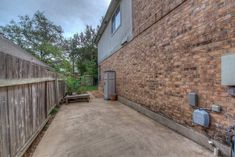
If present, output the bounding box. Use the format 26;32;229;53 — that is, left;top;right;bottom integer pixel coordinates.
94;0;120;44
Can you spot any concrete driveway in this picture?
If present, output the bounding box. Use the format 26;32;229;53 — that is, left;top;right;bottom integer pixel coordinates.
32;98;213;157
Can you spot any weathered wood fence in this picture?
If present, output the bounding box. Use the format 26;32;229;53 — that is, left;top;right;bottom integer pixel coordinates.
0;37;66;157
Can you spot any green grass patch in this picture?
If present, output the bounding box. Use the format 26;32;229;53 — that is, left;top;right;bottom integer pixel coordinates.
50;105;60;116
78;86;98;93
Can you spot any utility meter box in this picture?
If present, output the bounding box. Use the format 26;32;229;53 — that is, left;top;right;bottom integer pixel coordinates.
188;92;198;107
221;53;235;86
228;87;235;96
193;109;210;127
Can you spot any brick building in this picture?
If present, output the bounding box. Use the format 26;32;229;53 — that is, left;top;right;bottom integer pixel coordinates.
95;0;235;156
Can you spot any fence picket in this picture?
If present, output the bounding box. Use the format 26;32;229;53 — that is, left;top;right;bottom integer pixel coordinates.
0;53;66;157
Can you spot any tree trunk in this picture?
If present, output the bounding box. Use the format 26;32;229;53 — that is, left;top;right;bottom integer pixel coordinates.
72;59;75;75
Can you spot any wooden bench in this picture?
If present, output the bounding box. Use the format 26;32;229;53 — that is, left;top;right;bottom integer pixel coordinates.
65;94;90;105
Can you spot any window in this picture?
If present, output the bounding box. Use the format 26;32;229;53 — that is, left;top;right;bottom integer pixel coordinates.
111;6;121;34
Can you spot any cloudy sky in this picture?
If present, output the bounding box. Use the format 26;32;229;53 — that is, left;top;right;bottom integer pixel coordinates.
0;0;111;38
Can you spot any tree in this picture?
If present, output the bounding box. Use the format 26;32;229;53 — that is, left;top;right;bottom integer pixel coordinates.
0;11;69;72
65;25;98;80
0;11;98;79
63;34;80;75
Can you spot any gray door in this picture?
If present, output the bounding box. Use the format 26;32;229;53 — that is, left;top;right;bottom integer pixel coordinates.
104;72;109;100
104;71;116;100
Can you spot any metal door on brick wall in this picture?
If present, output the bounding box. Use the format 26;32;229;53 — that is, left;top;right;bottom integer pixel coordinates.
104;71;116;100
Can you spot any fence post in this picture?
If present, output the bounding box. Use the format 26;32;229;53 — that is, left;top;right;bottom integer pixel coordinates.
45;81;48;118
55;74;59;105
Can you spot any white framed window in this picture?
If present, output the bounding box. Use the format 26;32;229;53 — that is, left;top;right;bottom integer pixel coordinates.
111;6;121;34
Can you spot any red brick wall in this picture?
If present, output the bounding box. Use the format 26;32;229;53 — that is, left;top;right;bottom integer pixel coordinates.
133;0;185;36
99;0;235;144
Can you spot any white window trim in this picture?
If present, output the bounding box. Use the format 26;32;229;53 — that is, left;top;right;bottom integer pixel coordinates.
111;5;121;35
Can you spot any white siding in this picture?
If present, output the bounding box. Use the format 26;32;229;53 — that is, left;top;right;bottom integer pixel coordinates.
98;0;133;63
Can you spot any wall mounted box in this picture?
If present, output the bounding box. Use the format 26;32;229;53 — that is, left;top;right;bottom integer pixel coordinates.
193;109;210;127
188;93;198;106
221;53;235;86
228;87;235;96
211;105;221;113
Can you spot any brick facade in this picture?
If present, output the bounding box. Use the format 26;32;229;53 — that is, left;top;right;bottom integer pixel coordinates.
99;0;235;144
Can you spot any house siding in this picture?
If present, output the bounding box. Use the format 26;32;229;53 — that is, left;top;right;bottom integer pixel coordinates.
98;0;133;63
99;0;235;149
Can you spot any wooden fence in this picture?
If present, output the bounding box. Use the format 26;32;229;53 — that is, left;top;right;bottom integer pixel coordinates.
0;43;66;157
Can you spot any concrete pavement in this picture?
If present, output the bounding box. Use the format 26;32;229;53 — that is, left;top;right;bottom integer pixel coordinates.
32;98;213;157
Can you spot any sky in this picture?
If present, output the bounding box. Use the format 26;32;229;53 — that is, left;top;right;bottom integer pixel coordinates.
0;0;111;38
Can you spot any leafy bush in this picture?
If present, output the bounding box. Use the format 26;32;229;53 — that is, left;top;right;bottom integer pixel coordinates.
64;76;80;95
64;75;97;95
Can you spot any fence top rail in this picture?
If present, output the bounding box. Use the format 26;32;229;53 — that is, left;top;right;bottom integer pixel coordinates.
0;78;56;87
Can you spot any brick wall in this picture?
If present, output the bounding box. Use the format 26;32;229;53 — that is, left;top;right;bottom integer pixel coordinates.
99;0;235;144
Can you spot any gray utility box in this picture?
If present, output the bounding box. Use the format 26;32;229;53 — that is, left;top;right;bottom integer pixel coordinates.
228;87;235;96
221;53;235;86
193;109;210;127
104;71;116;100
188;92;198;107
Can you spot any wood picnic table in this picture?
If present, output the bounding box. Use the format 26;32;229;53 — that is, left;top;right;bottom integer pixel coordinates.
65;94;90;105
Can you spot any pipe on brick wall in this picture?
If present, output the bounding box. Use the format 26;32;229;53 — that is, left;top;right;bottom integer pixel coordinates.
208;140;219;157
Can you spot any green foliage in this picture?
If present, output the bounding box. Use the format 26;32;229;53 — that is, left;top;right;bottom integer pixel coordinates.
64;76;97;94
76;59;97;78
0;11;71;73
78;86;98;93
65;26;98;81
64;76;80;94
84;60;98;77
50;105;60;116
0;11;98;81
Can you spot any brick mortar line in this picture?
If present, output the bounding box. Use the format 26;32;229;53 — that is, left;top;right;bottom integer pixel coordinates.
135;0;188;37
